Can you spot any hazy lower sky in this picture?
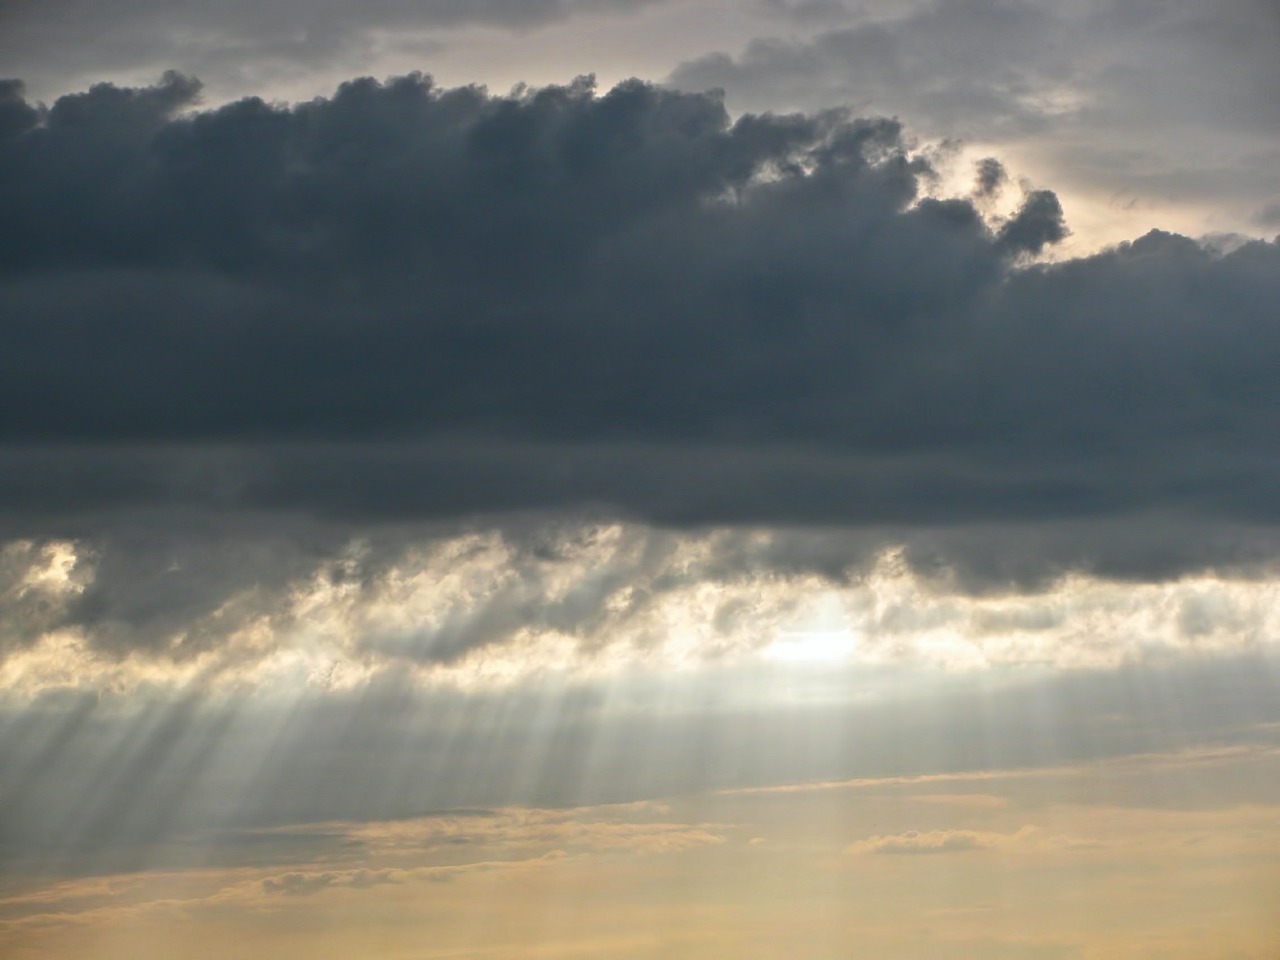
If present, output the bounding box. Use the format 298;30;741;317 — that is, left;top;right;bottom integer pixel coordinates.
2;2;1279;958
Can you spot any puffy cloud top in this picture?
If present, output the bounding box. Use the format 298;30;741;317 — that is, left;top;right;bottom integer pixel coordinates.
4;71;1052;444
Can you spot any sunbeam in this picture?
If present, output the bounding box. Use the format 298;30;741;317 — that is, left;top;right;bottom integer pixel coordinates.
5;15;1280;954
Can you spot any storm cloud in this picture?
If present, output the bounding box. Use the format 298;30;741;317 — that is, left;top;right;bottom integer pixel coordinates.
2;72;1279;553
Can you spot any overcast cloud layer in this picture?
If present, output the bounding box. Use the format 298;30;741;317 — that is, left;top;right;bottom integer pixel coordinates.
3;74;1279;542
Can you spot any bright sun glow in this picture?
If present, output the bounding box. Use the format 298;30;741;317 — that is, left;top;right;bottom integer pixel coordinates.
763;629;858;663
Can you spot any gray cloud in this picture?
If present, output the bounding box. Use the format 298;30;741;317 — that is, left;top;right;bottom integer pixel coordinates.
262;868;404;895
994;188;1067;256
669;0;1070;138
1257;201;1280;228
669;0;1280;224
2;72;1280;580
0;0;665;101
0;70;1276;692
673;0;1280;135
973;157;1006;199
848;828;990;855
756;0;856;25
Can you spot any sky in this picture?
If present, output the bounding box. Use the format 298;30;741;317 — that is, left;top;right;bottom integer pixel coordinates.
1;1;1279;958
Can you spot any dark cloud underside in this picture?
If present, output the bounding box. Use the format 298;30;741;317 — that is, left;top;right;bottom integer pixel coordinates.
1;73;1279;572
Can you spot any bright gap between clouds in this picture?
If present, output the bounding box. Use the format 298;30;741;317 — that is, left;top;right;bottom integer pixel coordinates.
2;524;1280;699
762;629;857;663
762;591;858;663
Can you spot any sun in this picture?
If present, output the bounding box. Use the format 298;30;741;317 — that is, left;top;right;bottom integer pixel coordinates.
763;629;857;663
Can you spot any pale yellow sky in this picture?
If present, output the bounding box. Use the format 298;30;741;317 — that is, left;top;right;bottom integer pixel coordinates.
4;743;1277;959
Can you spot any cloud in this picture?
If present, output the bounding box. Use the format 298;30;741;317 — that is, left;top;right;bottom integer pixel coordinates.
1;72;1279;559
669;0;1280;232
973;157;1007;198
847;828;997;855
0;800;716;931
672;1;1280;141
994;188;1067;256
0;80;42;139
757;0;853;25
262;870;432;901
668;0;1073;137
1256;201;1280;228
0;541;89;654
5;520;1280;694
0;0;668;103
845;824;1094;856
3;71;1280;692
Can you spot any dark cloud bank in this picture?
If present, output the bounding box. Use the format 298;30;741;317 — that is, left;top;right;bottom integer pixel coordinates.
2;70;1280;605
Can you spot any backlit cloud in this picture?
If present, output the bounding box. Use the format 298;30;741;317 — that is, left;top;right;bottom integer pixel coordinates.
2;74;1280;610
2;46;1280;960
